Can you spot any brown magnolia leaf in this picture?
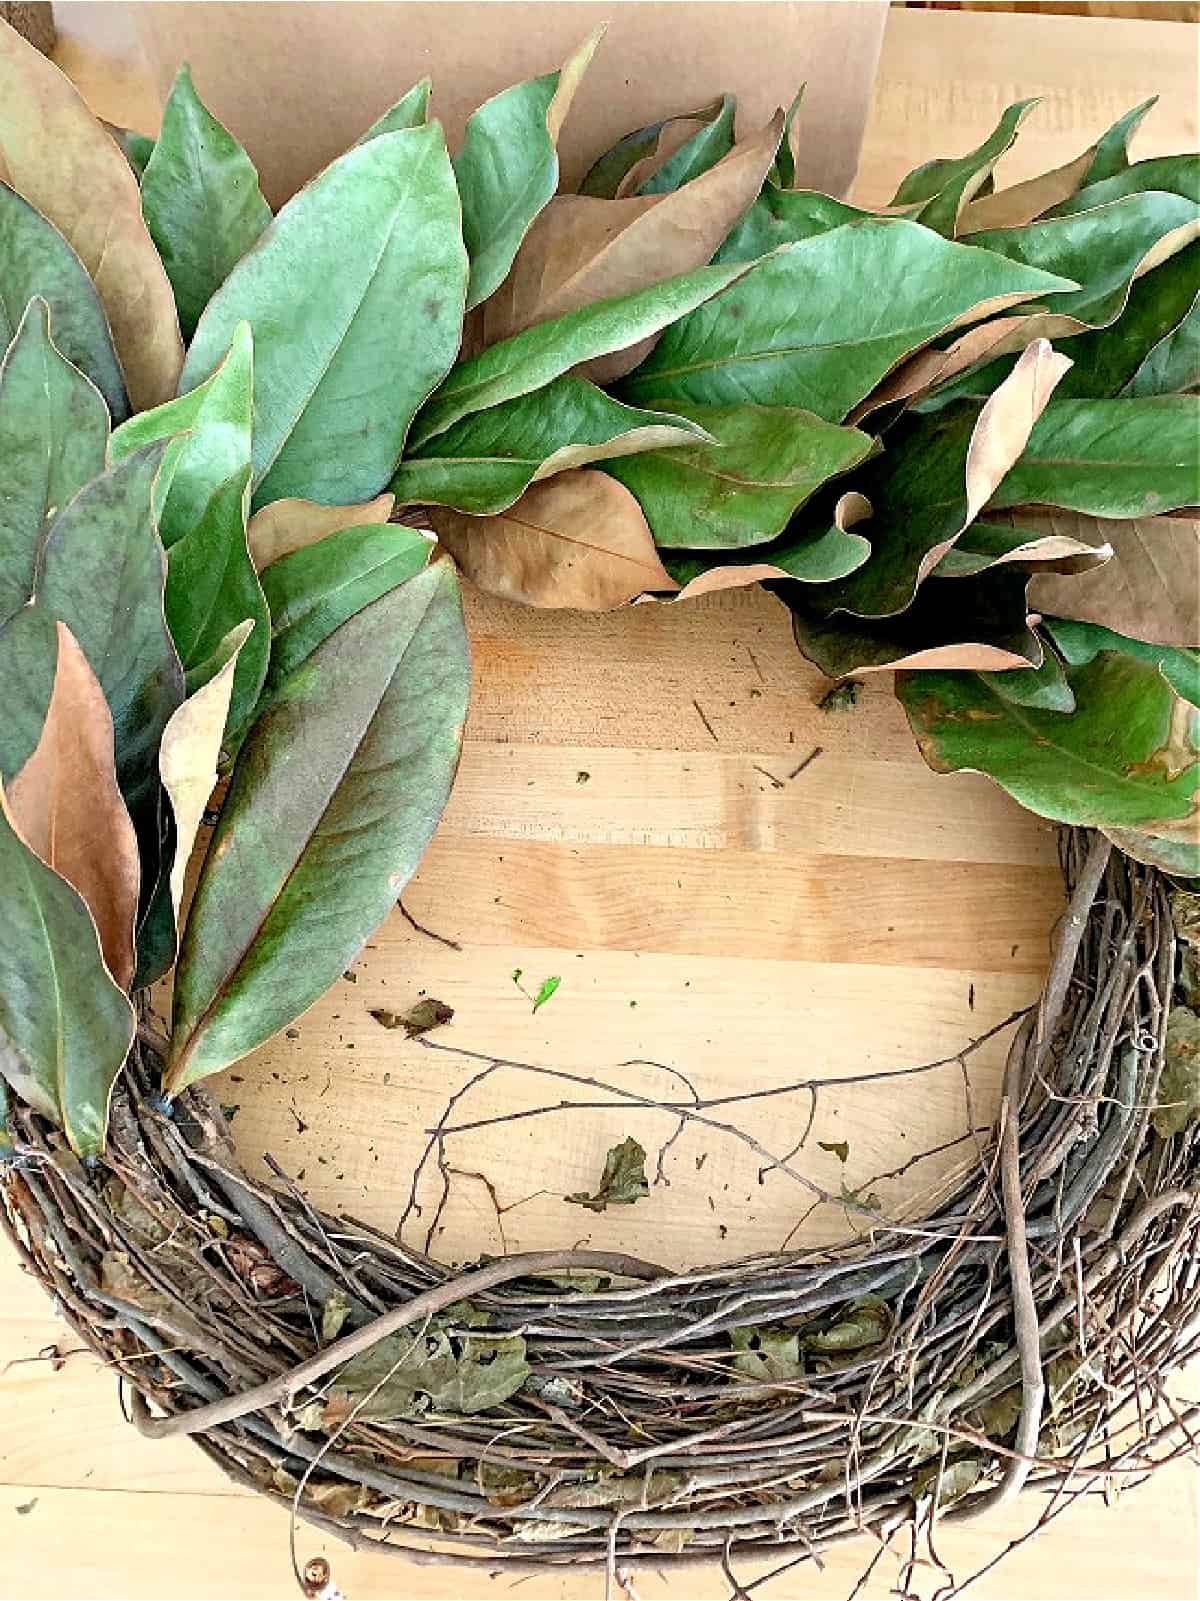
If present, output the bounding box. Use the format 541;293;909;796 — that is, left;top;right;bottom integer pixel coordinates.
431;470;678;609
960;338;1072;540
481;111;784;381
959;147;1096;234
7;622;140;990
245;492;397;570
159;622;253;923
0;24;182;409
1026;511;1199;649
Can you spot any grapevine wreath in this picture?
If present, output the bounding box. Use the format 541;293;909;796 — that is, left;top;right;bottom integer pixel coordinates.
1;19;1199;1598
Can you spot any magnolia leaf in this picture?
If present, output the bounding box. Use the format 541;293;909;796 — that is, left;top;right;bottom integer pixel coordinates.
181;125;467;509
160;621;254;924
0;183;128;422
110;322;253;549
1042;617;1199;709
246;491;396;571
409;257;757;447
7;622;140;991
915;1456;984;1506
35;443;184;842
140;65;271;340
1153;1007;1200;1138
106;122;156;181
1104;827;1200;877
168;562;469;1090
0;789;135;1159
621;222;1075;422
814;340;1070;620
729;1326;803;1382
0;298;108;626
1047;153;1200;217
789;570;1041;677
968;194;1200;330
634;93;737;195
480;111;784;378
329;1327;529;1421
847;313;1054;424
911;99;1040;237
959;97;1157;233
769;87;804;190
898;649;1199;832
455;29;600;310
664;497;873;598
933;517;1112;579
164;466;269;743
982;649;1077;714
0;21;182;408
1016;510;1199;648
430;469;677;609
259;523;434;711
716;186;902;265
605;401;873;549
578;96;732;199
0;1082;11;1159
1054;242;1200;398
0;604;58;781
990;397;1199;517
1124;273;1200;396
566;1136;649;1212
803;1298;891;1353
357;79;432;142
393;375;709;515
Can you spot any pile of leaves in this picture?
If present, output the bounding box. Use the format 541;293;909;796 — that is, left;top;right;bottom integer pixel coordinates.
0;19;1196;1168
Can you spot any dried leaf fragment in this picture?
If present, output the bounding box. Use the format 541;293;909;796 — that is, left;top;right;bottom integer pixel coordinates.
566;1136;649;1212
369;999;455;1038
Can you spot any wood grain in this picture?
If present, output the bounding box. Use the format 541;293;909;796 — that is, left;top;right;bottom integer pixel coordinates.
1;7;1197;1599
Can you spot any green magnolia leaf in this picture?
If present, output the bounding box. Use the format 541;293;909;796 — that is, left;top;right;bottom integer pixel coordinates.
1084;98;1158;186
638;93;736;194
259;522;434;712
730;1326;803;1382
0;181;128;421
163;466;269;743
812;341;1070;620
789;570;1040;677
898;648;1199;831
663;517;872;591
620;223;1075;421
107;122;156;181
932;517;1112;579
1054;242;1200;398
140;65;271;340
454;31;598;310
565;1136;649;1212
357;78;431;142
716;186;897;264
409;257;758;447
181;125;467;509
35;443;184;839
1047;154;1200;217
768;86;803;189
1104;827;1200;877
803;1297;891;1354
0;603;58;781
982;648;1077;714
1042;617;1199;709
0;792;135;1159
0;298;109;626
168;561;469;1090
908;100;1040;237
393;375;708;514
0;1080;11;1159
968;193;1200;328
1124;272;1200;396
1153;1007;1200;1137
603;402;875;548
989;397;1200;517
329;1325;530;1421
110;321;254;548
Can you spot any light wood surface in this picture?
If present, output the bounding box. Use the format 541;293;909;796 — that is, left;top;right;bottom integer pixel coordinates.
2;6;1198;1599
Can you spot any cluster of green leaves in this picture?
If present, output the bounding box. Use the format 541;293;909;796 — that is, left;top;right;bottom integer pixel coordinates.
0;19;1195;1157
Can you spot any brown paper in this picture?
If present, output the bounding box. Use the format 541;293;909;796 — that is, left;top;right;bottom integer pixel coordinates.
133;2;887;206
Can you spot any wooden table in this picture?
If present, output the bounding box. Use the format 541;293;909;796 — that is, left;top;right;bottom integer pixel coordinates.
2;6;1197;1598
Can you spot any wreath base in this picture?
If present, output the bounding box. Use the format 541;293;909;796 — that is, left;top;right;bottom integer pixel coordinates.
3;831;1197;1595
